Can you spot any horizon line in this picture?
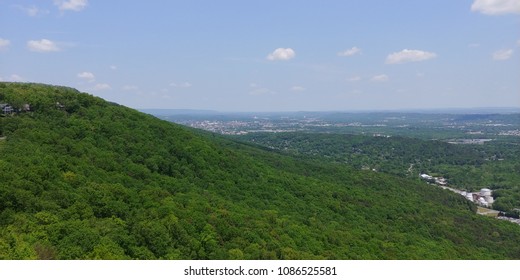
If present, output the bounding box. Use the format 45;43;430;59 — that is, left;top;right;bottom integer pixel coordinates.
136;107;520;115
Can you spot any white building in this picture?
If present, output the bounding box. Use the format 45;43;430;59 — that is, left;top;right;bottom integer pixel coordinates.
480;188;492;197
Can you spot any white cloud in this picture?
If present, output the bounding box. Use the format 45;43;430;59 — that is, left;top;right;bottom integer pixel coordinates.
93;83;111;91
77;71;95;82
386;49;437;64
26;5;40;16
14;5;49;17
517;39;520;47
492;49;513;60
249;83;275;95
122;85;139;91
0;38;10;50
290;86;306;92
471;0;520;15
54;0;88;12
348;76;361;82
267;48;295;61
10;74;24;82
110;65;117;70
249;88;276;95
371;74;389;82
161;94;173;100
27;39;60;52
170;82;192;88
1;74;24;82
337;47;361;57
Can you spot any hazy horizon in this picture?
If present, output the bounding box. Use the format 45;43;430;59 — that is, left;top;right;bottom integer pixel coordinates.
138;106;520;115
1;0;519;111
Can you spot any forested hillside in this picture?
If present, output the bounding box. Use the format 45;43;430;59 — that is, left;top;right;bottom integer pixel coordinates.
237;132;520;214
1;82;520;260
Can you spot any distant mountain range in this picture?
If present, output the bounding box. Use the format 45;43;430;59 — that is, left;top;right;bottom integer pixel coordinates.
139;107;520;116
139;109;219;116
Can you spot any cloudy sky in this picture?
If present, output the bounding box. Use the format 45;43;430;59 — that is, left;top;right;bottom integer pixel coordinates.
1;0;519;111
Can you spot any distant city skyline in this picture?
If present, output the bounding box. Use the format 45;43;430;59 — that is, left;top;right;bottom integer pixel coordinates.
1;0;519;111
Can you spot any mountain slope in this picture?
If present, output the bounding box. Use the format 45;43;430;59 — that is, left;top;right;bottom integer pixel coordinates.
236;132;520;214
1;82;520;259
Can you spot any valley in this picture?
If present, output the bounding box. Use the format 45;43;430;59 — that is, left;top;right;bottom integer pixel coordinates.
158;110;520;218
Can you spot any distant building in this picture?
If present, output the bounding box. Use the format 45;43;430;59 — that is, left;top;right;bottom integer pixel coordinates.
435;177;447;186
478;197;489;207
480;188;494;205
465;188;495;207
480;188;492;197
1;103;13;114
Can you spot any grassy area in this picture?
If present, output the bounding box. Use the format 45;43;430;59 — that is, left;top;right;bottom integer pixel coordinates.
477;207;501;217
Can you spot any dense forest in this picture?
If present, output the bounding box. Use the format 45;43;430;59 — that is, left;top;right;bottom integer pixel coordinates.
237;132;520;215
1;82;520;260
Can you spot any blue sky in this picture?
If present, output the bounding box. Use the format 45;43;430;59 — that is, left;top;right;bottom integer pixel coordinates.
1;0;519;111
